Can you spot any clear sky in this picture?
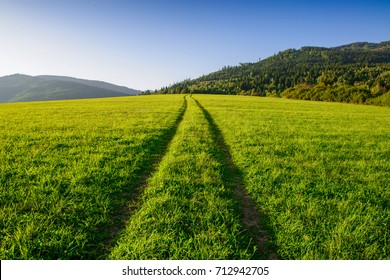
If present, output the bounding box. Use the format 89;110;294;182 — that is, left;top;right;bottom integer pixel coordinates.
1;0;389;90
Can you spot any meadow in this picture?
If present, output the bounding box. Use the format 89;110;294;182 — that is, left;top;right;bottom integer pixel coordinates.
0;94;389;259
0;95;185;259
110;96;255;259
196;95;389;259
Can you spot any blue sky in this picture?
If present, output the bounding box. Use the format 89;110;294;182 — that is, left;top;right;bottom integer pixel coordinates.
1;0;389;90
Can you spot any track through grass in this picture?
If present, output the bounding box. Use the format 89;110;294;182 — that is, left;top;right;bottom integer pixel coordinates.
192;96;277;259
103;96;188;255
1;94;388;260
110;97;256;259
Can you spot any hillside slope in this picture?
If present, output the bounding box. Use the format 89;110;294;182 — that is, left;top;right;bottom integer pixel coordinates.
158;41;390;105
37;75;140;96
0;74;140;103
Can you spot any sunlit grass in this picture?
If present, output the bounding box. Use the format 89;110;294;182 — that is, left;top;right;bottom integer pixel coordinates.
1;94;388;260
197;95;389;259
0;95;184;259
110;97;254;259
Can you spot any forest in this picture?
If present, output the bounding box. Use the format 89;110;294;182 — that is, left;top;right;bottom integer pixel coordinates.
154;41;390;106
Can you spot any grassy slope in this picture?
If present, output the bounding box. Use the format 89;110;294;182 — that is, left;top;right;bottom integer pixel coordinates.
0;95;184;259
197;95;390;259
110;96;255;259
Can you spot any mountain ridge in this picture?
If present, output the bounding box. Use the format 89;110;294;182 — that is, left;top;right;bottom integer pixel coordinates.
37;75;139;96
157;40;390;106
0;74;140;103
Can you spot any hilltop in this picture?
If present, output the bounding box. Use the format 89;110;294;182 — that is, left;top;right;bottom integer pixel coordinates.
0;74;140;103
158;41;390;106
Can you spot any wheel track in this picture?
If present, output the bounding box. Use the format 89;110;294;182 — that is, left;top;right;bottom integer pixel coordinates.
108;95;277;259
191;96;278;259
109;96;254;259
99;95;188;258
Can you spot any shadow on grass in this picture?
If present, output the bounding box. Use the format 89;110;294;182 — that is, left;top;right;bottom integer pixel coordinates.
89;96;188;259
191;96;279;260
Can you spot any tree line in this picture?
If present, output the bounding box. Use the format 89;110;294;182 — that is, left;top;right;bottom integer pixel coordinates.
150;41;390;106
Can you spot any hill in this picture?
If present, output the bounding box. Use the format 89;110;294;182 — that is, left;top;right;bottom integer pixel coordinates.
157;41;390;106
37;75;139;96
0;74;140;103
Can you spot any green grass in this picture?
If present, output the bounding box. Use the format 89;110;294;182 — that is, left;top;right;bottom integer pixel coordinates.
1;94;389;260
0;95;185;259
109;96;254;259
196;95;390;259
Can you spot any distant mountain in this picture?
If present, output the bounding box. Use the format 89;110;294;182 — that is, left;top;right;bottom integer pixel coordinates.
0;74;141;103
158;40;390;106
37;75;139;96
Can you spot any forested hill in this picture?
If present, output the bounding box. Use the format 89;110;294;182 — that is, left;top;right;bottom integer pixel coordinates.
157;41;390;106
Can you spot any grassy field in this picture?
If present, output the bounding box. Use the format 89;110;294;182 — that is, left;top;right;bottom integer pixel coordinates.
1;94;389;259
0;95;185;259
110;96;255;259
196;95;390;259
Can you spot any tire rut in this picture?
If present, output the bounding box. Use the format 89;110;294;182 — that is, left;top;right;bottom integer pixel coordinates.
191;96;278;260
99;95;188;258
